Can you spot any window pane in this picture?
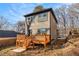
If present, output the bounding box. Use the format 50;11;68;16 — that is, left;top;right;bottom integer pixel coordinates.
31;16;35;22
37;28;49;34
27;17;30;21
28;17;30;20
38;13;47;22
43;13;47;16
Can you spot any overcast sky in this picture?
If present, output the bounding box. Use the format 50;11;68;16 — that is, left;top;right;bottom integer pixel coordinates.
0;3;71;24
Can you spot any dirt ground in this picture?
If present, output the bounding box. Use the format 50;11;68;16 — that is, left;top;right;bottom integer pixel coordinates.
0;45;75;56
0;37;79;56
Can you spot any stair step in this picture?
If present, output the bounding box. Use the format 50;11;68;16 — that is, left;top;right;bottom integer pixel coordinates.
12;48;26;53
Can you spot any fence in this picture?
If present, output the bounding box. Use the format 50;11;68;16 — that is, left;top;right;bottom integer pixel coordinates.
0;37;16;46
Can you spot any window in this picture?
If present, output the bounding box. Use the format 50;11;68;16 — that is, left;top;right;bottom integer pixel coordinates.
27;16;35;22
28;17;30;20
39;13;47;17
27;17;31;22
31;16;35;22
37;28;49;34
38;13;48;22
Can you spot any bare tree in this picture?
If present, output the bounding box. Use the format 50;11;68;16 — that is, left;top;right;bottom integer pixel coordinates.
55;6;68;37
15;21;25;33
66;3;79;35
68;4;79;29
25;18;32;36
0;16;11;30
33;5;44;12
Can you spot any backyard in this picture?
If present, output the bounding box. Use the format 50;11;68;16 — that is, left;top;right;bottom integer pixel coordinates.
0;3;79;56
0;36;79;56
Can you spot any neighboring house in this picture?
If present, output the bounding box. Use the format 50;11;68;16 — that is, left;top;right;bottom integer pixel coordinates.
24;8;58;40
0;30;19;37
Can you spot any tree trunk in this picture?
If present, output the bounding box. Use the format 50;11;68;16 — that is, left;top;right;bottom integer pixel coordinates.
27;25;30;36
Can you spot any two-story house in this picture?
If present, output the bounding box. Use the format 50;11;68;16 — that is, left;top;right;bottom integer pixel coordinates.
24;8;58;40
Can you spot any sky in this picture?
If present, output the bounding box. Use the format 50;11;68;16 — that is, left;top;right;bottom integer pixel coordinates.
0;3;71;24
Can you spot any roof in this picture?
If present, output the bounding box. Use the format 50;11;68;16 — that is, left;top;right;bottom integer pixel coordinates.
24;8;57;23
0;30;20;37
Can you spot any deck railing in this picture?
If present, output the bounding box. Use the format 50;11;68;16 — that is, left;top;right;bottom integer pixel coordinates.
16;34;50;49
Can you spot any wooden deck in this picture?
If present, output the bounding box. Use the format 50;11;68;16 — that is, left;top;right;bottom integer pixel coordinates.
16;34;50;49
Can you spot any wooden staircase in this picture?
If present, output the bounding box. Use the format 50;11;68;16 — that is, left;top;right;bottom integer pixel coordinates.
16;34;50;50
16;34;32;49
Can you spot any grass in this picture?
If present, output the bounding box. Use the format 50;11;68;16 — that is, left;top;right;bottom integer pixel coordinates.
0;45;75;56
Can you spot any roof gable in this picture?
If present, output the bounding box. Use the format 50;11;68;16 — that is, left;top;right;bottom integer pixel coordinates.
24;8;57;23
